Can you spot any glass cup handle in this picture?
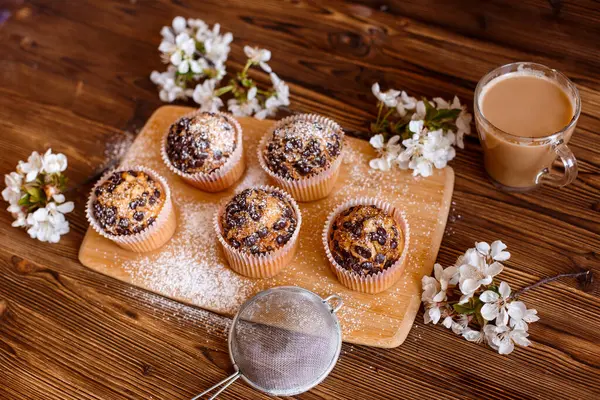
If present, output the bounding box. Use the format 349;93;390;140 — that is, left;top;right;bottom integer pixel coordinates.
535;139;578;187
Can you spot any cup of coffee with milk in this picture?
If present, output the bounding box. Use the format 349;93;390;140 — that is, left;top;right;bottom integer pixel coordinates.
474;62;580;191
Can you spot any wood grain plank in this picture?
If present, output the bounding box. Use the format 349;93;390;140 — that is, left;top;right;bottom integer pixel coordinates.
0;0;599;399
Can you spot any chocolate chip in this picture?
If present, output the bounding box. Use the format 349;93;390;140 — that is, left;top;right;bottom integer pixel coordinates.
154;189;161;198
257;227;269;238
147;217;156;225
390;240;398;249
377;235;386;245
149;196;157;205
95;187;104;197
250;245;260;254
133;226;143;234
354;245;372;259
129;200;138;209
273;219;287;230
244;234;258;247
119;218;129;228
377;227;387;239
248;204;261;221
361;261;373;270
276;235;289;245
133;211;144;221
230;239;241;249
343;221;353;230
375;253;385;264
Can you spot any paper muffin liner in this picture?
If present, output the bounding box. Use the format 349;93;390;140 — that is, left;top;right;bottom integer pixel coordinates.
257;113;345;202
161;110;246;192
214;185;302;279
86;166;177;253
322;197;410;294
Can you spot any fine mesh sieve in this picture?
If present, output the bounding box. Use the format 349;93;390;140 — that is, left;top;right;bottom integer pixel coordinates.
193;286;343;399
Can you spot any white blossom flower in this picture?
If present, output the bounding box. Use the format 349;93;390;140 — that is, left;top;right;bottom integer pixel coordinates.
172;16;187;34
398;127;455;177
2;172;23;205
227;97;260;117
455;108;472;149
17;151;43;182
204;30;233;68
244;46;272;72
192;79;223;112
457;248;504;304
254;96;280;120
462;326;485;343
372;83;400;108
369;135;401;171
509;307;540;331
41;149;68;174
484;324;530;355
170;33;197;73
150;67;189;102
269;73;290;106
421;264;458;325
480;281;520;326
413;100;427;120
443;315;468;335
476;240;511;261
26;201;72;243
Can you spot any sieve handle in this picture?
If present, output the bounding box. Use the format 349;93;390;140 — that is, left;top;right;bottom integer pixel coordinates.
323;294;343;313
192;371;241;400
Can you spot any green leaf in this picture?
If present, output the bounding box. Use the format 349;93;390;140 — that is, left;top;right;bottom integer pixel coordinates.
431;108;461;122
18;194;30;207
474;302;485;327
25;187;41;202
423;97;437;120
453;303;475;315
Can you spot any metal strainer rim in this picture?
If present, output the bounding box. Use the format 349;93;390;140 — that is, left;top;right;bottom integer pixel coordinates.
227;286;343;396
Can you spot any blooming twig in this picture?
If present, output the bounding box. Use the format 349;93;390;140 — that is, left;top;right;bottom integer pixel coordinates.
369;83;472;177
150;17;290;119
2;149;74;243
422;240;538;355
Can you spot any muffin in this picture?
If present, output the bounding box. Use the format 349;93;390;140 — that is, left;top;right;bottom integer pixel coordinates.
162;111;245;192
215;186;302;278
323;198;409;294
86;167;177;252
328;205;403;276
258;114;344;201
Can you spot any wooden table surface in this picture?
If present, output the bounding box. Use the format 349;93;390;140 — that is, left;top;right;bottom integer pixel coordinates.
1;1;599;399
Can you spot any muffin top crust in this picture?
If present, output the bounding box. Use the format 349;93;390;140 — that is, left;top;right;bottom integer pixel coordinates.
262;117;343;180
328;205;403;276
220;188;298;255
166;112;237;174
92;170;166;236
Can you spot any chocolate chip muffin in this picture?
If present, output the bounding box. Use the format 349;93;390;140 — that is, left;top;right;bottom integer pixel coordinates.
263;118;342;180
166;112;237;174
92;170;165;236
221;188;298;255
328;205;403;276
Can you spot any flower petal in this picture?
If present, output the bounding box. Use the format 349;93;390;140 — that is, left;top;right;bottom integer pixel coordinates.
498;281;511;299
507;301;526;320
491;240;511;261
481;303;499;321
475;241;490;255
479;290;499;303
498;339;515;355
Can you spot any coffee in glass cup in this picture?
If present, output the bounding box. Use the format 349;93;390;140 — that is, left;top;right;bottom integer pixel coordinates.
474;62;580;191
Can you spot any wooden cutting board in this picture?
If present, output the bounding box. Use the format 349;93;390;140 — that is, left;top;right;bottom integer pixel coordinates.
79;105;454;348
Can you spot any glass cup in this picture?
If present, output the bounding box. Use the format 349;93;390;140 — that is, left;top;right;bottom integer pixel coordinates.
474;62;580;191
